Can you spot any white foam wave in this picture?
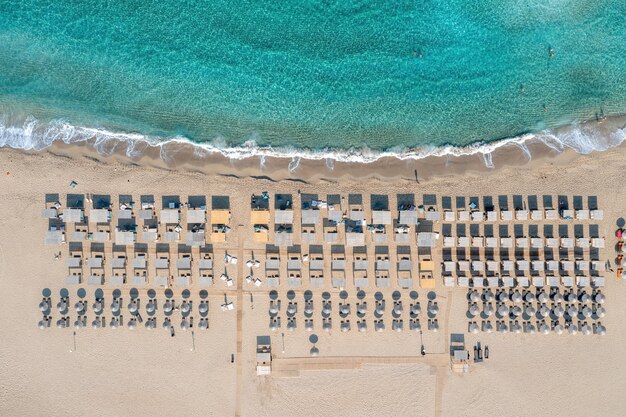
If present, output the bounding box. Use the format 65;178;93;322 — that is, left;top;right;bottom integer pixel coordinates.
0;114;624;167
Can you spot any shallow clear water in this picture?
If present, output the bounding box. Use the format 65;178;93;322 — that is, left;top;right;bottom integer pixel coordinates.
0;0;624;153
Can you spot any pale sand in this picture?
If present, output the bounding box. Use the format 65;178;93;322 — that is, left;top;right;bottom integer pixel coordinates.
1;141;626;417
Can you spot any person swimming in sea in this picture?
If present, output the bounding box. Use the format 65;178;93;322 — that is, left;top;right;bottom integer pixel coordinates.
412;49;423;59
549;47;554;58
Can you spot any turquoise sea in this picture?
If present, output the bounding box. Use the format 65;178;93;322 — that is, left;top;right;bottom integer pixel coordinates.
0;0;625;160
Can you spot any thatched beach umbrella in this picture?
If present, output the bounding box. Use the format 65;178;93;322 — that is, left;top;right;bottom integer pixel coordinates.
468;304;479;317
199;301;208;314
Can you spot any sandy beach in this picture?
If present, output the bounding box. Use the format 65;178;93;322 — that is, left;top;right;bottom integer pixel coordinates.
1;139;626;417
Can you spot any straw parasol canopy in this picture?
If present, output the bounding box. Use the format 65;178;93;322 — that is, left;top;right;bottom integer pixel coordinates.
469;322;479;334
56;318;66;329
199;320;208;330
582;306;592;318
38;320;47;330
497;291;508;303
164;301;174;313
146;319;156;330
110;318;119;329
539;323;550;334
287;304;297;315
511;291;522;304
74;318;84;329
269;320;278;331
538;304;549;318
92;318;102;329
128;318;137;329
340;304;350;316
483;290;494;302
162;318;171;329
93;301;103;314
199;301;209;314
511;322;522;333
340;321;350;332
524;323;535;334
538;292;548;303
553;292;564;303
553;323;564;334
524;305;536;316
128;300;138;314
596;307;606;318
566;292;577;303
595;323;606;336
483;303;494;317
469;290;479;302
57;300;67;312
512;306;523;317
498;323;508;334
111;299;120;313
310;346;320;357
579;292;590;304
524;292;535;303
74;301;84;313
39;300;49;312
358;321;367;332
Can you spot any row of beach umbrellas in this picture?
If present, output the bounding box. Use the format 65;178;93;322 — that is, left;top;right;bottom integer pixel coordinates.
468;319;606;335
